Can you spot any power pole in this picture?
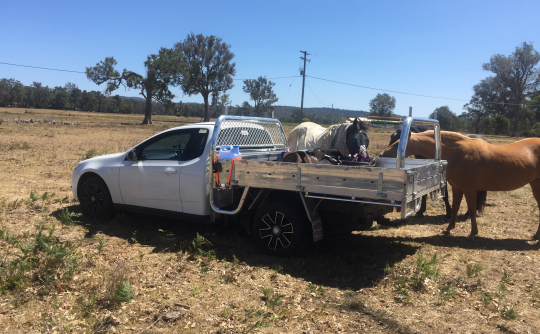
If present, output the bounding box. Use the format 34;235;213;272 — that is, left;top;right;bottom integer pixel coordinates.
299;50;310;121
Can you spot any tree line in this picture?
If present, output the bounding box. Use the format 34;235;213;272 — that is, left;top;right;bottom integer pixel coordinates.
0;78;167;114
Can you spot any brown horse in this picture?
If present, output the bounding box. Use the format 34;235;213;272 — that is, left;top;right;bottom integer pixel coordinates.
388;125;489;218
380;130;540;240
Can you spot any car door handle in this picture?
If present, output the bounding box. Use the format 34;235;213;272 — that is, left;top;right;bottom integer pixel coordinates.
164;168;178;174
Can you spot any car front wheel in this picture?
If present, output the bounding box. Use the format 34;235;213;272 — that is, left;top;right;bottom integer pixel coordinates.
79;176;114;219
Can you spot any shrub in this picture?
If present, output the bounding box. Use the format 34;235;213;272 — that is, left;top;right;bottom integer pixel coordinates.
82;148;104;160
1;228;80;293
111;281;134;303
494;115;511;135
9;141;31;150
58;208;82;226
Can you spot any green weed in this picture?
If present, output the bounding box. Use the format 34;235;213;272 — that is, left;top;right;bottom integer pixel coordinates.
190;287;202;297
130;231;138;244
501;306;519;320
2;228;80;292
9;141;30;150
221;307;232;318
29;191;39;202
438;285;455;304
58;208;82;226
411;252;439;290
480;292;493;307
96;236;107;253
466;263;483;278
502;270;513;283
111;281;133;303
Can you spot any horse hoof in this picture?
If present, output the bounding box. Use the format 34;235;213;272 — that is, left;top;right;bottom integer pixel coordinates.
442;230;451;236
467;235;475;242
415;212;424;217
533;234;540;240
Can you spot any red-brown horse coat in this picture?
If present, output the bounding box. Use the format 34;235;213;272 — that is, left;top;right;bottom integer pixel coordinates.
380;130;540;239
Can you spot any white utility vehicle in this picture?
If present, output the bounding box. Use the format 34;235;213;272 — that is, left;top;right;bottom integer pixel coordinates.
72;116;447;256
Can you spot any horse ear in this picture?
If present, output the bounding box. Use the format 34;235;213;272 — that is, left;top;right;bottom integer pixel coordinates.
352;117;360;131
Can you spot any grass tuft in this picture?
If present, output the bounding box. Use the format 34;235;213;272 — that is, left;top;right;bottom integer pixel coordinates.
466;263;483;278
501;306;519;320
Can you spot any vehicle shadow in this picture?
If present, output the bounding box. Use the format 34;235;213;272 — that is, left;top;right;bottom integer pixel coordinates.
50;206;539;293
51;206;417;291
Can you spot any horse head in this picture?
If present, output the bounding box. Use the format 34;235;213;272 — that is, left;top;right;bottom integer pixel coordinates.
388;124;431;147
346;118;370;155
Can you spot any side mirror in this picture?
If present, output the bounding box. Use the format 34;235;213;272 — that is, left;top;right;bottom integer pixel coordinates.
126;150;138;161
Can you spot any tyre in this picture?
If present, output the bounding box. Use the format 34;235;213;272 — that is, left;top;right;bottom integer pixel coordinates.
252;202;309;257
78;176;114;219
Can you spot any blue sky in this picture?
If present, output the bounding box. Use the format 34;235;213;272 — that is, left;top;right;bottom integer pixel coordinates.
1;0;538;117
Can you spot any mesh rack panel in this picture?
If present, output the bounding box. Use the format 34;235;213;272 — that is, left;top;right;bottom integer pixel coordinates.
215;119;287;149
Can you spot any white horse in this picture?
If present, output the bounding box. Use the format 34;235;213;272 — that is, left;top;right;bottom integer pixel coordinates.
287;118;370;156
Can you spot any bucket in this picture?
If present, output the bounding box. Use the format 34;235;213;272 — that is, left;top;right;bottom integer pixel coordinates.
219;145;242;160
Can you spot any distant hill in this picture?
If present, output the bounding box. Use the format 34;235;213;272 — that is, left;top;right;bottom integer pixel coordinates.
119;95;145;102
273;106;369;118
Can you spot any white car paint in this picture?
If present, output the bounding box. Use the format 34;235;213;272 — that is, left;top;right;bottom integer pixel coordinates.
72;123;214;216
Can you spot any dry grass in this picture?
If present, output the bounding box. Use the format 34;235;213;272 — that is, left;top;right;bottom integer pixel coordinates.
1;107;540;333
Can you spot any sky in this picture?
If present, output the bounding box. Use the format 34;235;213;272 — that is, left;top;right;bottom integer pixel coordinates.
1;0;539;118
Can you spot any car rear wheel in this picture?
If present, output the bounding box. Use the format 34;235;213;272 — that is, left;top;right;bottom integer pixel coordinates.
252;202;309;257
79;176;114;219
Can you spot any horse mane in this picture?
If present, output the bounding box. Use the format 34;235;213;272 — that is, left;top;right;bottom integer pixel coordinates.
348;118;370;132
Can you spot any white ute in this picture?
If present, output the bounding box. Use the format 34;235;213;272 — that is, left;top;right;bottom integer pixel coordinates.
72;116;447;256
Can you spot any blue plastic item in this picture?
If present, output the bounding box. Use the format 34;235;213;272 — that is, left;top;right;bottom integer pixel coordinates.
219;145;242;160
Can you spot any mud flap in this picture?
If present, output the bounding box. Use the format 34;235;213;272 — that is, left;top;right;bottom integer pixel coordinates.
299;193;323;242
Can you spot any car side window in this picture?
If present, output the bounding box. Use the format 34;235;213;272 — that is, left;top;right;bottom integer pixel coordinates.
137;129;208;161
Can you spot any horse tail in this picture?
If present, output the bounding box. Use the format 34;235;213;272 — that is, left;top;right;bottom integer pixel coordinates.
476;191;487;214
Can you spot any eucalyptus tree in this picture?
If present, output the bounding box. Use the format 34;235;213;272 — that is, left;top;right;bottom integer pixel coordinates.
174;33;236;122
369;93;396;117
242;76;278;117
483;42;540;136
86;47;184;124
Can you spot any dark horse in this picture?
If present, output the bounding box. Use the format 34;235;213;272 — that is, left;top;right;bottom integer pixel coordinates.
288;118;370;157
388;125;489;218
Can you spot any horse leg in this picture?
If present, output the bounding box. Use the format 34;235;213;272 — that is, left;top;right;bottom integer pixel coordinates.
463;190;479;240
529;179;540;240
443;187;463;235
415;195;427;217
443;183;452;218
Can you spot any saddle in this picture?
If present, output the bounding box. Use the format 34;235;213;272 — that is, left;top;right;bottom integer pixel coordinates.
282;148;375;166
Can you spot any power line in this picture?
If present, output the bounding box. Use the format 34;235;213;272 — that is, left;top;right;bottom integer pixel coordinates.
2;61;536;107
282;76;296;101
306;81;330;106
0;62;300;81
307;75;469;102
233;76;300;81
0;62;86;73
306;75;537;107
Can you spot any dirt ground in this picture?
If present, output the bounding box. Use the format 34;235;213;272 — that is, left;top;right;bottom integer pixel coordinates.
1;108;540;333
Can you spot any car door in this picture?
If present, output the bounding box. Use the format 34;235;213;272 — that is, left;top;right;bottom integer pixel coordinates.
119;129;196;212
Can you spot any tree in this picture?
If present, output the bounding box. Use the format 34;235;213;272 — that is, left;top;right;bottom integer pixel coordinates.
429;106;463;131
242;76;278;117
463;76;510;133
174;33;236;122
483;42;540;136
86;47;184;124
494;114;511;135
369;93;396;117
211;92;232;118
